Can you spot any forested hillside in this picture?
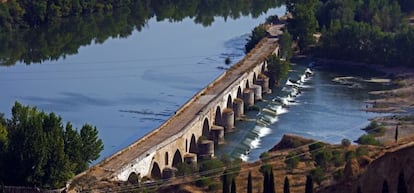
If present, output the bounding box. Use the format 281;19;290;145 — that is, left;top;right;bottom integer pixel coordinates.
287;0;414;67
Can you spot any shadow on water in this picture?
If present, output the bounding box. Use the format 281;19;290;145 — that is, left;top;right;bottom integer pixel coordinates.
216;60;395;162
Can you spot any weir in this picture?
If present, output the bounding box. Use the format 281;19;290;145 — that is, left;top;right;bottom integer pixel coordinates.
68;24;284;190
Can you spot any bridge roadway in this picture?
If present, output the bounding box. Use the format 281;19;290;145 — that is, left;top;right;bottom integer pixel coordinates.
70;25;282;189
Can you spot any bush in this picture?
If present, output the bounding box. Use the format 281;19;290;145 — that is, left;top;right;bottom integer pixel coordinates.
314;149;332;168
199;159;224;176
260;152;270;162
208;182;222;191
356;134;381;146
331;150;345;167
175;163;195;177
341;138;351;147
345;150;356;161
309;142;325;152
195;177;212;187
364;121;386;136
310;167;325;185
285;152;300;169
356;146;368;157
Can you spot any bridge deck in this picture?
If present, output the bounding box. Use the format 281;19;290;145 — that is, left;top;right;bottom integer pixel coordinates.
72;25;282;188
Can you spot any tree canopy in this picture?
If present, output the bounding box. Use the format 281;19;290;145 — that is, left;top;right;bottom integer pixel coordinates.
0;102;103;189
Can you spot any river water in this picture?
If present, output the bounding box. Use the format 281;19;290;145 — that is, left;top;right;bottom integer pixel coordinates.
0;5;391;163
0;7;285;162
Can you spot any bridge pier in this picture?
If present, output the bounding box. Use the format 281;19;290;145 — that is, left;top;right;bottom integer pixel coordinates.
162;167;176;179
210;125;225;145
184;153;197;164
243;89;255;108
233;98;244;120
198;140;214;160
256;74;271;94
252;85;262;101
222;108;235;132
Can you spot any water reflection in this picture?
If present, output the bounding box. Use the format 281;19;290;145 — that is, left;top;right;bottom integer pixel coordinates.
0;0;282;66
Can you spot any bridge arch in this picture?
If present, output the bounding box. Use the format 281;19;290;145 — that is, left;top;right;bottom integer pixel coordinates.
214;106;222;126
202;118;210;138
150;162;162;180
253;72;257;83
189;134;198;154
127;172;140;184
172;149;183;168
246;80;250;89
226;95;233;109
165;152;169;166
237;87;242;98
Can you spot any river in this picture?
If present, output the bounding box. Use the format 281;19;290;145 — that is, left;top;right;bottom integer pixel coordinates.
0;3;392;164
0;5;285;162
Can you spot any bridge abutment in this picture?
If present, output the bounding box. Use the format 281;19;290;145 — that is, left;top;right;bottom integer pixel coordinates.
243;89;255;108
222;108;235;132
210;125;225;145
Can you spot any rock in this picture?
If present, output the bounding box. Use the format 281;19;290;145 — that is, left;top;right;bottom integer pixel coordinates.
270;134;316;151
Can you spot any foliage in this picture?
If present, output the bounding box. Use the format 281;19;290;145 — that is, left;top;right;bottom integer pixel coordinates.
331;150;345;167
196;176;211;187
222;171;229;193
284;176;290;193
382;180;389;193
0;102;103;189
267;54;290;86
279;29;293;60
305;175;313;193
230;178;236;193
355;146;368;157
345;150;356;161
364;121;386;136
356;134;381;146
247;171;252;193
286;0;319;52
199;159;224;176
0;0;283;66
285;152;300;169
398;171;408;193
310;167;324;185
341;138;351;147
245;24;268;53
208;182;221;191
175;163;195;177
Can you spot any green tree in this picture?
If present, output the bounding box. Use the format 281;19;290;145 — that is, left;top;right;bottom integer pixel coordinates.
287;0;319;52
64;123;85;174
247;171;253;193
263;171;269;193
222;171;229;193
245;24;268;53
382;180;389;193
231;178;236;193
269;169;275;193
398;171;407;193
283;176;290;193
279;29;293;60
285;152;299;170
267;54;290;87
305;175;313;193
80;124;104;165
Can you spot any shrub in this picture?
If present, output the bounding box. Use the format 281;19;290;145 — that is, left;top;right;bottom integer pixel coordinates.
199;159;224;176
260;152;270;162
196;177;211;187
310;167;324;185
208;182;222;191
331;150;345;167
175;163;195;177
345;150;356;161
314;149;332;168
309;142;325;152
356;134;381;146
285;152;300;169
356;146;368;157
341;138;351;147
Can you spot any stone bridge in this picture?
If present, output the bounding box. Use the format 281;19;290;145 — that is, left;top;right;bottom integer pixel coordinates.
69;25;283;190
